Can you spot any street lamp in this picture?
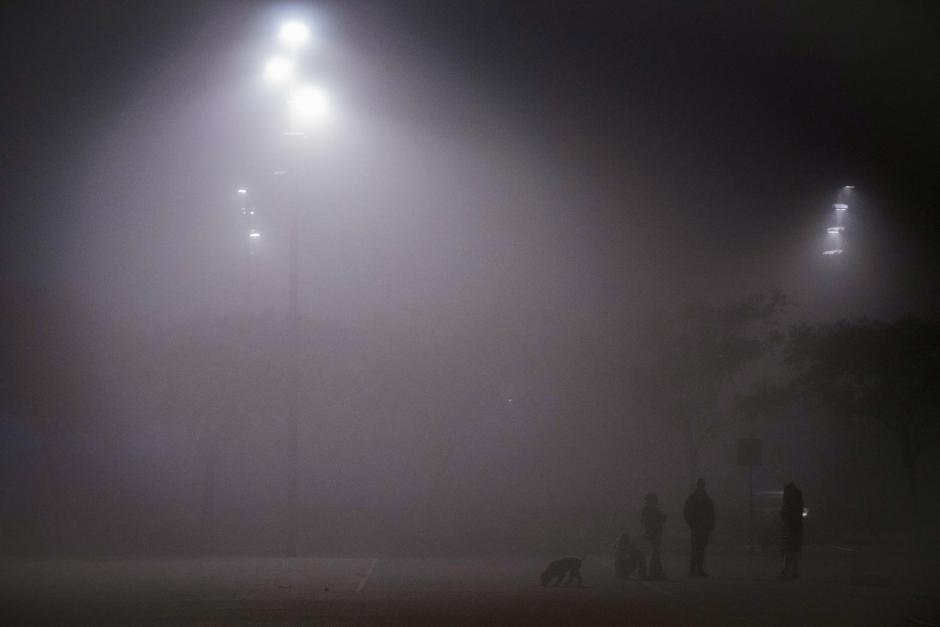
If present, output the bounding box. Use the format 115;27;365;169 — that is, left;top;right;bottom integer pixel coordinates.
288;85;330;125
259;19;327;557
278;21;311;48
827;227;844;234
833;203;848;211
264;56;294;84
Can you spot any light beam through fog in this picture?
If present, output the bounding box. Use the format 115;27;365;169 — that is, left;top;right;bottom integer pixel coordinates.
2;2;939;625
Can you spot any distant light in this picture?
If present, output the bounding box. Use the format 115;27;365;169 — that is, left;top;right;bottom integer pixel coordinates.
827;227;845;234
279;21;310;48
249;209;255;215
833;203;848;210
237;189;248;194
802;507;809;518
264;56;294;84
843;185;855;190
288;85;330;124
823;249;843;256
249;230;261;239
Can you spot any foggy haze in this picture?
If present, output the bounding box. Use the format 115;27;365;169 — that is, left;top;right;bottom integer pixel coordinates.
1;5;939;625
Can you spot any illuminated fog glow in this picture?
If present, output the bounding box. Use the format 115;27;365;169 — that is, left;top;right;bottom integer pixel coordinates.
278;21;310;48
263;56;294;84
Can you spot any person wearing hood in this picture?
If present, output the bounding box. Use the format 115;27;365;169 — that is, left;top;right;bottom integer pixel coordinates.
613;531;647;580
683;478;715;578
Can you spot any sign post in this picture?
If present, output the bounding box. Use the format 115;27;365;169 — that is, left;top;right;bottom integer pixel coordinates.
737;437;762;550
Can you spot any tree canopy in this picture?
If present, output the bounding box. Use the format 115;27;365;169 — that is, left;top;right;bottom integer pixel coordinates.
786;316;940;540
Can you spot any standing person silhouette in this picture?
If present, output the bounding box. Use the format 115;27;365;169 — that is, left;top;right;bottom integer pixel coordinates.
683;478;715;578
641;493;668;580
779;482;804;580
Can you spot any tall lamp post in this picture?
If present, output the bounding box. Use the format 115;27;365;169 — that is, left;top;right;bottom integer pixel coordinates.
261;19;331;557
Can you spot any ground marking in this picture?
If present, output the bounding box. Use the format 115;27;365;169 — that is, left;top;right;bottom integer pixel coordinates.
356;557;378;593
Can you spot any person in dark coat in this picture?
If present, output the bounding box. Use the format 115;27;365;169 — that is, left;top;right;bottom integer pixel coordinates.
641;493;668;580
613;532;647;580
683;478;715;578
779;482;804;580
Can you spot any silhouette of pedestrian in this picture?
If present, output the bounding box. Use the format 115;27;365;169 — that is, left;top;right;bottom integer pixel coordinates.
683;478;715;578
613;532;647;580
641;493;668;580
779;482;804;580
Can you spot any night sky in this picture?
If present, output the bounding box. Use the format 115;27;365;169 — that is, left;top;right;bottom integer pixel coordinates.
2;0;939;323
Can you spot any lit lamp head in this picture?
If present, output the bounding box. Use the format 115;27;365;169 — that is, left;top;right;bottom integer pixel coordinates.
264;56;294;84
833;203;848;211
288;85;330;126
278;21;311;49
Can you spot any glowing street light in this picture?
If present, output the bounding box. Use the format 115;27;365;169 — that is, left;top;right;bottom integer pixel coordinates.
823;249;843;256
833;203;848;211
257;16;330;559
827;226;845;234
237;188;248;194
264;56;294;84
278;21;310;48
288;85;330;124
843;185;855;190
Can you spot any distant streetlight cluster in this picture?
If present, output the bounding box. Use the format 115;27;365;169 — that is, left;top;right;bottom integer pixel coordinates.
823;185;853;256
237;188;260;247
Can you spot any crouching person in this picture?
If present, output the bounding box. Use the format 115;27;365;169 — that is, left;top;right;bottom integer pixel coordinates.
614;532;647;580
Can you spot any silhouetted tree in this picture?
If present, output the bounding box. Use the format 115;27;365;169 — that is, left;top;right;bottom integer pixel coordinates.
636;291;786;482
786;317;940;543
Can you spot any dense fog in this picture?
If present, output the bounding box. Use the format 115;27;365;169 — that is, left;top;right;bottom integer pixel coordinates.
2;1;939;559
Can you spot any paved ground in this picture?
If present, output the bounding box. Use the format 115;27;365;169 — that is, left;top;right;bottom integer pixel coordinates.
2;549;939;625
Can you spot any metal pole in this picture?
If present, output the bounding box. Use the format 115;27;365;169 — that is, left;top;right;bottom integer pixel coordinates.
244;202;254;315
748;464;754;551
286;204;299;557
